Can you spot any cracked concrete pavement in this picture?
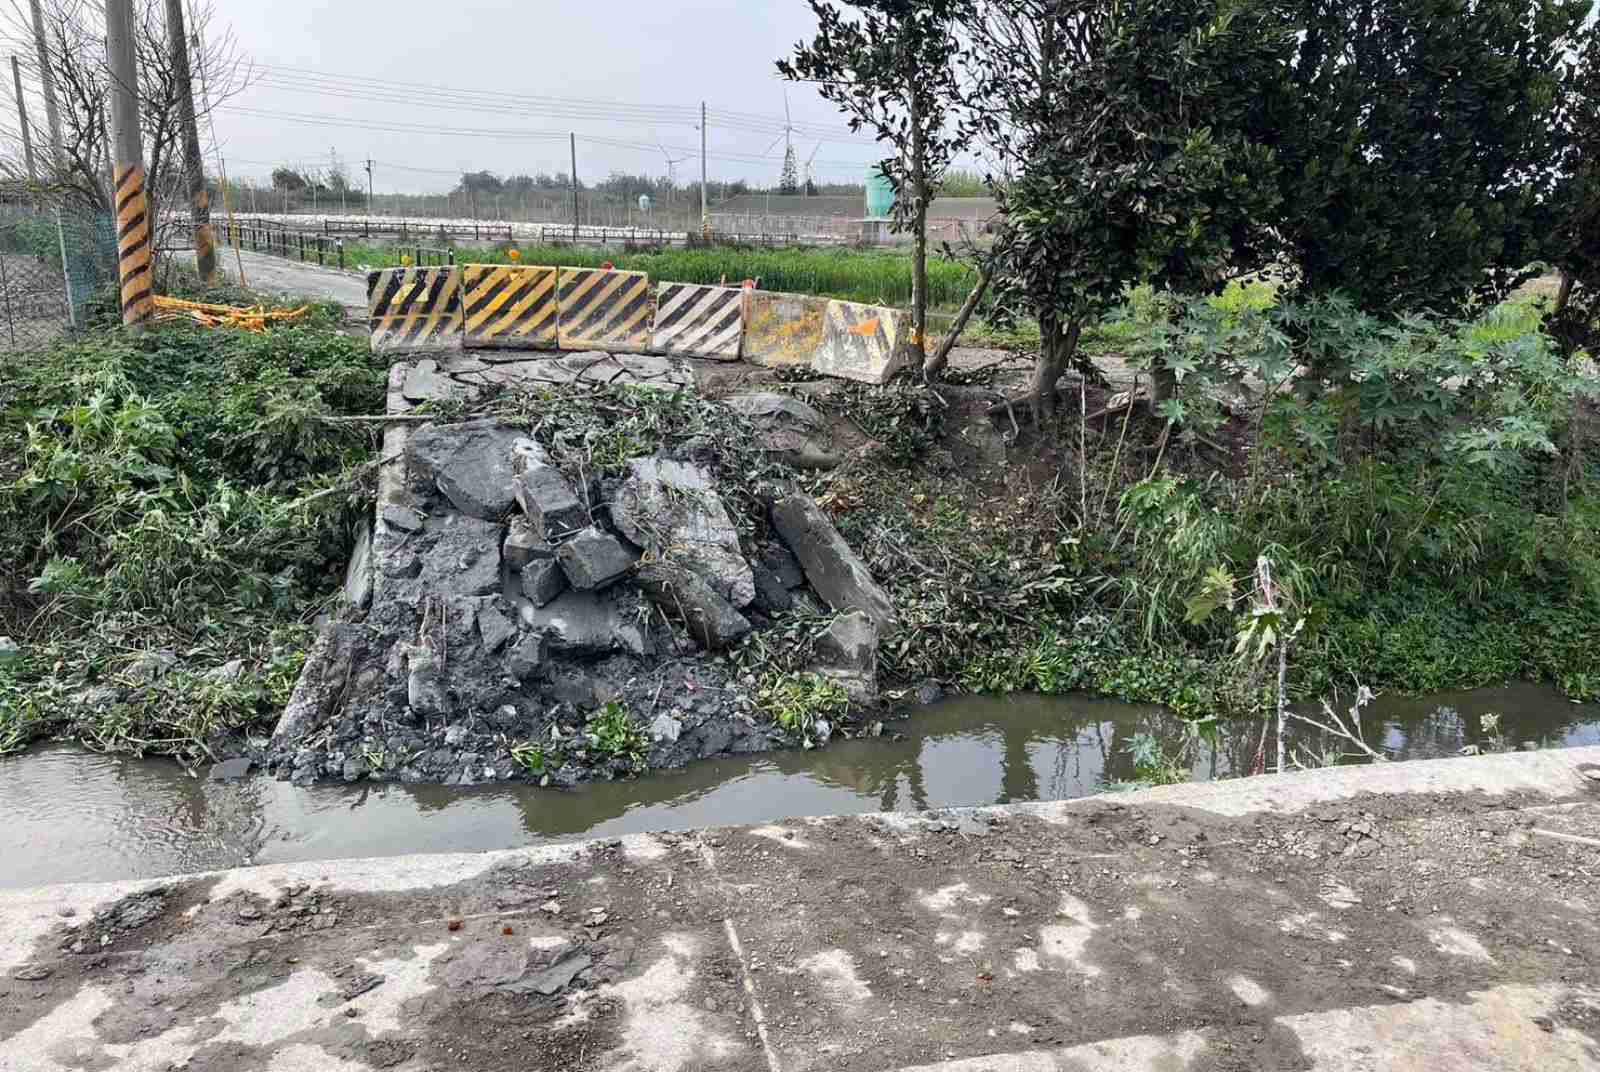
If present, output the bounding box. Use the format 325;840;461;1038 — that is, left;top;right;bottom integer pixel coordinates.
2;747;1597;1071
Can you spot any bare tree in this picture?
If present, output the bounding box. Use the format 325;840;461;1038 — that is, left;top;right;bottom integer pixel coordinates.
0;0;250;265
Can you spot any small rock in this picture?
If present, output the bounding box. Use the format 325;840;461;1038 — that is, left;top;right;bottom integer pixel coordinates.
651;713;683;743
237;905;262;921
380;503;424;533
502;517;547;572
635;560;751;651
206;659;245;683
0;636;18;667
477;604;517;654
208;757;253;782
11;964;52;981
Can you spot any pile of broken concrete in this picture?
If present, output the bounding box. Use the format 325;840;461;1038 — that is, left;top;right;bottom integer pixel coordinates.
263;403;898;787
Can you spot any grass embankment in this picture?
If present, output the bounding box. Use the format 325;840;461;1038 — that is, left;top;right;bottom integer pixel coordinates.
0;280;386;759
342;240;980;309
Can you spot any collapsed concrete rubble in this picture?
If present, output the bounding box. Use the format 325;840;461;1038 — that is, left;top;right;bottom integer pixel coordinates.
263;367;900;788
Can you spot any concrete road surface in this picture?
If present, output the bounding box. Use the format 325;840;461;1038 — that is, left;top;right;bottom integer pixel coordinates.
199;248;368;313
2;748;1597;1071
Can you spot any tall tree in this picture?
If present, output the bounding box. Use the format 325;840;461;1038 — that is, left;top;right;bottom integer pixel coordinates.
970;0;1290;417
1270;0;1592;318
779;0;972;366
779;142;800;195
1546;18;1599;356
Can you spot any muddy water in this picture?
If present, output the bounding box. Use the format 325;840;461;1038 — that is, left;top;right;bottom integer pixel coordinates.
3;683;1595;890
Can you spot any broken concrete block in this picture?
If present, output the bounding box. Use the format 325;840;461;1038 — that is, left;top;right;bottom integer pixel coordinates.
511;438;589;539
408;419;522;520
477;603;517;653
724;392;840;469
612;457;755;607
518;591;626;656
406;645;447;715
556;526;637;591
814;610;879;704
635;560;752;651
418;514;503;597
771;493;898;635
520;557;567;607
401;358;459;403
504;633;545;681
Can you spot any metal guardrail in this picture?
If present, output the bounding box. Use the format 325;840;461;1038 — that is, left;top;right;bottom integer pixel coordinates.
223;223;349;270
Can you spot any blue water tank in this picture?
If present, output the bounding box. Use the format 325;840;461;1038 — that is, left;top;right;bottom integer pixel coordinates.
865;168;896;218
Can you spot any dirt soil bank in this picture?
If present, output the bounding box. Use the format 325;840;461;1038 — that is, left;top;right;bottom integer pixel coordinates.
2;748;1597;1071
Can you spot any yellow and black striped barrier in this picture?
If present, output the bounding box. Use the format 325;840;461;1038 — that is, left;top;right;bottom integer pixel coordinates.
556;268;653;353
366;267;463;353
650;282;744;361
114;163;154;327
461;264;557;350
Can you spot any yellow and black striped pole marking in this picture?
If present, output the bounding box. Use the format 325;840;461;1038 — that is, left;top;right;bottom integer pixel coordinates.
812;299;912;385
650;282;744;361
556;268;653;353
461;264;557;350
366;266;463;353
114;164;154;328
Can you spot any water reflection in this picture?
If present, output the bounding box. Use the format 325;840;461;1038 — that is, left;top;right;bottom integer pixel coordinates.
1;683;1594;889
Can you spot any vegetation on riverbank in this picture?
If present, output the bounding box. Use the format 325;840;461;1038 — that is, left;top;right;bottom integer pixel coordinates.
0;269;1596;775
0;279;386;759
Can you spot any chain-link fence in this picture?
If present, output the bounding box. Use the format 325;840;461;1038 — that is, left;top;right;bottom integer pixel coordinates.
0;206;115;349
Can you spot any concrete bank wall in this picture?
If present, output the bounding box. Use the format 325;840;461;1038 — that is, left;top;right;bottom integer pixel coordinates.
2;748;1597;1071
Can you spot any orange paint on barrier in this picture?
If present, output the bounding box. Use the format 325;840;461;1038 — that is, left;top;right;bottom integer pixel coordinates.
849;316;881;337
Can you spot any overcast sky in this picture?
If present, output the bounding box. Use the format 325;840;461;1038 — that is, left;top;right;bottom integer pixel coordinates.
208;0;890;196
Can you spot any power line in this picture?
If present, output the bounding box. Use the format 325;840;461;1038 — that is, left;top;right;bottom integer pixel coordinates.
244;62;872;144
218;105;884;171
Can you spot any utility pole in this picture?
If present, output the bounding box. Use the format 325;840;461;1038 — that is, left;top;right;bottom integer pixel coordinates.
365;157;373;217
12;57;35;182
27;0;62;168
163;0;214;282
700;101;707;232
570;132;578;240
105;0;151;330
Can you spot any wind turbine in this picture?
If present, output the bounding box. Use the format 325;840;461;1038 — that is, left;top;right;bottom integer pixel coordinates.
658;141;690;216
804;141;823;194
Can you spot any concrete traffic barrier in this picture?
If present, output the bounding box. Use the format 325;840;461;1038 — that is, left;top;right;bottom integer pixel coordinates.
366;266;462;353
461;264;557;350
556;267;653;353
651;282;743;360
811;299;913;384
740;289;828;368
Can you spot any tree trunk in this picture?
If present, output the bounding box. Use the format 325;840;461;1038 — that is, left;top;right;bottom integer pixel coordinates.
1030;314;1083;421
1554;271;1575;319
924;262;992;380
164;0;215;283
908;89;929;364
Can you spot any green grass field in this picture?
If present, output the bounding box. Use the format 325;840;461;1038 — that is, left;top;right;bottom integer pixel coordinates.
343;241;980;308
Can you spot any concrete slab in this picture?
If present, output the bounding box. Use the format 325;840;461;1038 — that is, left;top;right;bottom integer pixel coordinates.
2;748;1597;1072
